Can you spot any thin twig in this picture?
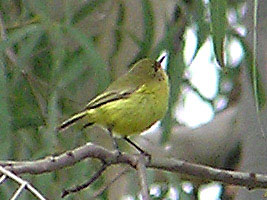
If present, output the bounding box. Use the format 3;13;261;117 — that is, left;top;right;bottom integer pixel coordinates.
92;167;130;198
27;184;48;200
0;142;266;190
10;182;26;200
136;156;150;200
0;174;7;184
61;162;109;198
0;166;46;200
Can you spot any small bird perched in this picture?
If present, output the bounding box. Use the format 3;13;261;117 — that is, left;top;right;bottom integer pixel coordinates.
57;56;169;154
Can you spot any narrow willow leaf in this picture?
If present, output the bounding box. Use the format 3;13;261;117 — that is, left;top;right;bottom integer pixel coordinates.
151;23;178;58
127;30;143;49
17;31;42;68
27;0;51;23
210;0;227;68
0;60;11;135
58;53;88;88
44;90;59;150
231;32;266;110
193;23;209;63
47;90;59;131
22;71;48;119
0;59;12;158
71;0;107;24
14;30;43;83
160;22;186;143
49;25;66;84
114;2;125;51
0;24;42;53
252;0;262;114
108;1;126;79
152;5;186;59
191;0;210;64
130;0;154;63
161;49;186;144
65;25;110;92
110;2;125;58
151;7;187;143
141;0;154;52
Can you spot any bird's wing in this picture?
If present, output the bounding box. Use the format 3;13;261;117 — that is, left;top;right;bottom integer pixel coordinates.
84;87;139;110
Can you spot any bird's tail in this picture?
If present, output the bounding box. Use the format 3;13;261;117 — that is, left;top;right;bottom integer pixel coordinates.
57;110;88;132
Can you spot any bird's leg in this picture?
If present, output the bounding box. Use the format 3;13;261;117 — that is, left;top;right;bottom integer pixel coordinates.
123;137;144;153
107;127;121;156
82;122;94;131
123;137;151;161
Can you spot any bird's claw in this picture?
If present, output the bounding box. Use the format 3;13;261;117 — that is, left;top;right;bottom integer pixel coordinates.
114;150;122;158
141;151;151;162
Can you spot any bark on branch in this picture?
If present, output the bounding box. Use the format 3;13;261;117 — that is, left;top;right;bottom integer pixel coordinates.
0;142;266;191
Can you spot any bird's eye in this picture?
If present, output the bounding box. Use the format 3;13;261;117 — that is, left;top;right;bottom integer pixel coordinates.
153;61;161;72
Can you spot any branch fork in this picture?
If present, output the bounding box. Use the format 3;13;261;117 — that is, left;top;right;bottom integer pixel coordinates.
0;142;267;198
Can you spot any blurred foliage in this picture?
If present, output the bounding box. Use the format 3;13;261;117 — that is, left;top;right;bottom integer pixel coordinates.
0;0;265;199
210;0;227;68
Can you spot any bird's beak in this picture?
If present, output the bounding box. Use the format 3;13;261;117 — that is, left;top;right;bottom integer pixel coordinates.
154;56;166;71
158;55;166;64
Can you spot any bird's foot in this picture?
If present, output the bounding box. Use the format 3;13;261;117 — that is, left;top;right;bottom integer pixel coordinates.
140;151;151;163
114;149;122;159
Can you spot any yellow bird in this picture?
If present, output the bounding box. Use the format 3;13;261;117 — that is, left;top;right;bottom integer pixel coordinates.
57;57;169;154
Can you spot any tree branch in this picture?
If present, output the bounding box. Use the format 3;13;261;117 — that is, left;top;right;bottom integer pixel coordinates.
149;158;267;190
136;155;150;200
0;166;46;200
0;142;266;191
62;162;109;198
92;167;130;199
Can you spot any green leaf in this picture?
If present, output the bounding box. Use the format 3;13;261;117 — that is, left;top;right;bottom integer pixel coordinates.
114;1;125;51
127;30;143;48
152;5;185;59
231;32;266;110
142;0;154;52
58;53;89;88
210;0;227;68
43;90;59;150
130;0;154;63
161;49;186;143
49;25;66;84
0;59;11;135
0;24;42;53
152;11;187;143
0;58;12;159
17;31;42;68
108;1;126;79
64;25;110;92
151;23;177;59
191;0;210;64
27;0;51;24
14;29;43;81
110;2;125;56
47;90;59;131
71;0;107;24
